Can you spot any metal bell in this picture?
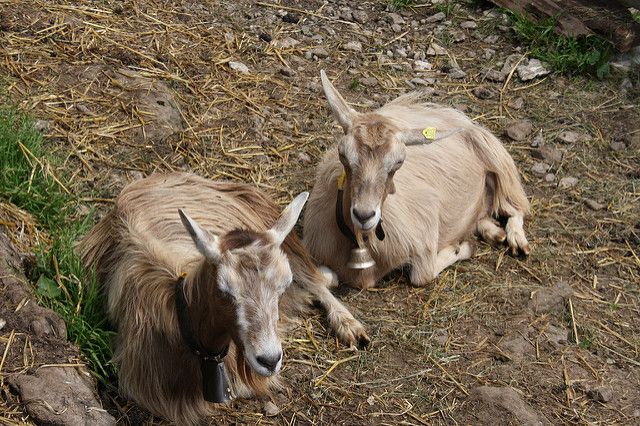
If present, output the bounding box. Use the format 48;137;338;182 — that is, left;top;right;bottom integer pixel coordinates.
347;247;376;270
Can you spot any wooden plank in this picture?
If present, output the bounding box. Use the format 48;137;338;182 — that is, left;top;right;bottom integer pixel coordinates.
490;0;640;51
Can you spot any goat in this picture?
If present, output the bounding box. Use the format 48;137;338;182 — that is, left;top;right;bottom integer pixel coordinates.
78;172;369;424
303;70;531;289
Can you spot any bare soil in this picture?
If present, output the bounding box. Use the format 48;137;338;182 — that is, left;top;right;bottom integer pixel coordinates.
1;0;639;425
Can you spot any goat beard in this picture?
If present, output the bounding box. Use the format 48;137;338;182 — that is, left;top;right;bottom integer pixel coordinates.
355;228;375;249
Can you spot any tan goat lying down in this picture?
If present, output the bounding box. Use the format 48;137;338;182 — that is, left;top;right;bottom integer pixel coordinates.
303;71;531;289
78;172;369;424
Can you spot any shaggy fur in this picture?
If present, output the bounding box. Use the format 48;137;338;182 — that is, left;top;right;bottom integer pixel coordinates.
78;172;369;424
303;71;531;289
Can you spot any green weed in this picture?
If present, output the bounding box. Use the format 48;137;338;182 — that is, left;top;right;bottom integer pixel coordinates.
0;107;115;384
506;11;612;78
391;0;415;9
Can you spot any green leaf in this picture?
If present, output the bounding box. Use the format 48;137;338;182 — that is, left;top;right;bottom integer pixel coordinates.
36;275;61;298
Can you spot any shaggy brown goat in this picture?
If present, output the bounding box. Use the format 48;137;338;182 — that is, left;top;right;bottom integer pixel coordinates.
79;172;369;424
303;70;531;289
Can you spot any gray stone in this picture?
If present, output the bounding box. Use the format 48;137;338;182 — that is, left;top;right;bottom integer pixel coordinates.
557;130;585;144
610;141;626;151
274;37;299;49
505;120;534;141
264;400;280;416
228;61;249;74
472;86;497;100
532;145;563;163
280;66;296;77
517;58;551;81
352;10;369;24
559;177;578;189
620;78;633;92
414;60;432;71
360;77;378;87
483;48;496;60
426;43;448;56
529;282;574;314
0;317;5;331
501;54;524;75
544;173;556;182
426;12;446;23
411;77;434;86
485;69;505;82
343;41;362;52
587;387;614;403
387;13;405;25
309;47;330;59
460;20;478;29
508;97;525;110
483;34;500;44
33;119;51;133
531;162;550;176
531;131;544;148
448;68;467;79
469;386;550;426
297;152;312;164
391;23;402;33
452;31;466;42
584;199;605;211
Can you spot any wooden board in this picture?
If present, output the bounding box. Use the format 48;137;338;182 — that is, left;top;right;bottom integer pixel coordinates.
490;0;640;52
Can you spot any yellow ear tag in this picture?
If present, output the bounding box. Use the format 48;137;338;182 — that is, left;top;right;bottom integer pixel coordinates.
336;170;346;190
422;127;437;140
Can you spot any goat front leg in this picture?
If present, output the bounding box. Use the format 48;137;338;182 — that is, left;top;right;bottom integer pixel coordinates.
410;241;475;286
505;213;530;256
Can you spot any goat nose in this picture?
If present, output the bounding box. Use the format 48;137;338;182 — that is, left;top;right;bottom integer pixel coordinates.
353;208;375;223
256;352;282;372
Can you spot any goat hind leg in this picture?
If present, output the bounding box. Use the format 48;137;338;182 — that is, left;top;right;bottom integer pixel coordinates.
411;241;475;286
477;217;506;245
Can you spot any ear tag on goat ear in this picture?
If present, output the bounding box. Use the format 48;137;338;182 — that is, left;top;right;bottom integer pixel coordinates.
201;358;233;403
336;170;346;190
422;127;437;140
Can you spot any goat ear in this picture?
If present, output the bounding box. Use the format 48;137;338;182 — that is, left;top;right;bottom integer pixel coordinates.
397;128;428;146
320;70;356;133
178;209;221;262
269;191;309;245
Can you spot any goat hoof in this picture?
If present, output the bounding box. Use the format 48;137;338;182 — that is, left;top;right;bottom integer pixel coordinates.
357;334;371;350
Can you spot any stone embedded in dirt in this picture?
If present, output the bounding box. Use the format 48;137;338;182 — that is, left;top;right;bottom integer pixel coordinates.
584;199;605;211
587;386;614;403
352;10;369;24
264;400;280;416
460;20;477;29
557;130;586;144
309;47;330;59
452;31;467;42
517;59;551;81
531;131;544;148
501;54;524;75
483;48;496;60
468;386;550;426
280;66;296;77
483;34;500;44
33;119;51;133
228;61;249;74
543;325;569;347
297;152;312;164
532;145;563;163
472;86;497;100
485;69;505;82
610;141;626;151
448;67;467;79
343;41;362;52
360;77;378;87
500;334;535;359
531;162;550;176
426;12;446;23
8;367;115;426
0;317;5;331
426;42;447;56
414;60;432;71
544;173;555;182
529;282;574;315
559;176;578;189
505;120;534;141
507;97;525;110
274;37;300;49
411;77;434;86
387;13;405;25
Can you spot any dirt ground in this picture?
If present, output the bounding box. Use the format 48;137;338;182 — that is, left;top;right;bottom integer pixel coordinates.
1;0;639;425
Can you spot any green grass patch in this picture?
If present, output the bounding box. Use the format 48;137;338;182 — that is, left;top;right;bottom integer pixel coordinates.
506;11;612;78
0;107;115;384
391;0;415;9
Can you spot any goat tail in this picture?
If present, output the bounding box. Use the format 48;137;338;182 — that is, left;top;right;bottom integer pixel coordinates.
465;127;530;218
76;208;120;286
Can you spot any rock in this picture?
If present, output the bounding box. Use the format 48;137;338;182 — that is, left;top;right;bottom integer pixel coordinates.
610;141;626;151
274;37;299;49
360;77;378;87
584;199;605;211
530;282;573;314
531;131;544;148
544;173;555;182
483;34;500;44
532;145;563;163
279;66;296;77
559;176;578;189
309;47;329;59
485;69;505;82
259;33;272;43
501;54;524;75
472;86;497;100
426;12;446;23
0;317;5;331
387;13;405;25
531;162;550;176
413;60;432;71
264;400;280;416
8;367;115;426
587;386;614;403
343;41;362;52
452;31;466;42
433;328;449;345
410;77;434;86
282;12;300;24
448;68;467;79
228;61;249;74
543;325;569;347
460;20;477;29
505;120;534;141
468;386;550;426
517;58;551;81
352;10;369;24
483;48;496;60
508;97;524;110
620;78;633;92
391;23;402;32
557;130;585;144
426;43;447;56
33;119;51;133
